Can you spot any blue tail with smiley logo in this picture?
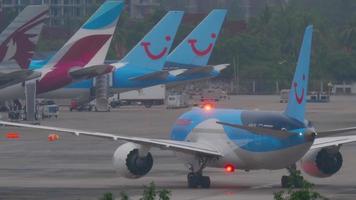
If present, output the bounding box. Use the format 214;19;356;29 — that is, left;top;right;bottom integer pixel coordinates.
120;11;183;71
165;9;227;69
284;25;313;122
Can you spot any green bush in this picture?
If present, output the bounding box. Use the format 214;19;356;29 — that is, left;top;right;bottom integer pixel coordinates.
99;192;114;200
99;182;171;200
275;171;328;200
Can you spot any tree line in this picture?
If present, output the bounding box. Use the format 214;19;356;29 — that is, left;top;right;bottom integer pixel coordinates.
2;0;356;83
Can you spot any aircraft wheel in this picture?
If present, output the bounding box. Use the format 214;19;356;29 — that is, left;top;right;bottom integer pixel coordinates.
187;173;199;188
281;175;289;188
200;176;211;188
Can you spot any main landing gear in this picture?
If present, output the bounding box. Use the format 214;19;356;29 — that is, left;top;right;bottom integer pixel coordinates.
187;157;211;188
281;164;304;188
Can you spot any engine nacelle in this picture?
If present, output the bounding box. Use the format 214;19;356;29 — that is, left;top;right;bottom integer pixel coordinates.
300;148;343;178
112;142;153;179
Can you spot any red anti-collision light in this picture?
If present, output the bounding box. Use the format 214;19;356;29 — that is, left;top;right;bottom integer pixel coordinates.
224;164;235;173
203;104;212;111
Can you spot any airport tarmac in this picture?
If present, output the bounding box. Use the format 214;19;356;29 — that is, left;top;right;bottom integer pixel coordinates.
1;95;356;200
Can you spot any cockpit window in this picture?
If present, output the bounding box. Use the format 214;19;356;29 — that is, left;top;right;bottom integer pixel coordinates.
241;111;305;131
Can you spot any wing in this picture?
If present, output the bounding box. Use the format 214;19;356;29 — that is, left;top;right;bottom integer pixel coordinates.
0;69;41;89
318;127;356;136
129;71;169;81
0;121;222;157
309;127;356;149
176;64;229;77
311;135;356;150
69;64;114;81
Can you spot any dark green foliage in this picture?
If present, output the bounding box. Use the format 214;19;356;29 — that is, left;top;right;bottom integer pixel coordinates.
275;169;328;200
140;182;157;200
99;182;171;200
120;192;129;200
212;0;356;82
99;192;114;200
158;189;171;200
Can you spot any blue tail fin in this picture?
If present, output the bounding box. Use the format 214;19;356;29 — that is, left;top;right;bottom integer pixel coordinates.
284;25;313;122
120;11;184;70
166;9;227;68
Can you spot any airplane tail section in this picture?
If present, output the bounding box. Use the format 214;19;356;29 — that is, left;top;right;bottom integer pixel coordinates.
120;11;184;71
284;25;313;122
166;9;227;68
44;0;124;71
0;5;49;69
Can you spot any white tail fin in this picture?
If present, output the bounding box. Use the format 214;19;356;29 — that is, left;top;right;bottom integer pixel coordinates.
0;5;49;69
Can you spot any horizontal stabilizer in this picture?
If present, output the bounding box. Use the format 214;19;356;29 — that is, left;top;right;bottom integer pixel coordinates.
129;71;169;81
0;70;41;89
176;64;229;77
69;64;114;80
216;121;294;139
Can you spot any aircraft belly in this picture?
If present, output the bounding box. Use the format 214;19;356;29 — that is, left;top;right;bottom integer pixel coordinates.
231;142;312;170
210;141;312;170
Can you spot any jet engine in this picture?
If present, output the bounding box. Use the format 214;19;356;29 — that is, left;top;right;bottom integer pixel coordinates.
300;148;343;178
112;142;153;179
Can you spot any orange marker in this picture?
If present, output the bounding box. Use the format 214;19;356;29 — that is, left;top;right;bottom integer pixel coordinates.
48;134;60;142
6;133;20;139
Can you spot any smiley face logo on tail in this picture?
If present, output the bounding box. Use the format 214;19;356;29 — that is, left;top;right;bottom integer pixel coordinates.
294;74;306;104
188;33;216;57
141;36;171;60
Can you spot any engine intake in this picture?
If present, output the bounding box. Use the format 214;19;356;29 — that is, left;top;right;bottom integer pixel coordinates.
113;142;153;179
300;148;343;178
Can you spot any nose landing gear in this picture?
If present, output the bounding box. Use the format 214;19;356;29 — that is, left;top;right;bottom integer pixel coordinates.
187;172;210;188
186;157;211;188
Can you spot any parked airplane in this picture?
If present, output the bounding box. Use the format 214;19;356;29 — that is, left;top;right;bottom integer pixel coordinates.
0;0;124;101
0;5;49;89
110;9;228;92
39;9;185;101
35;10;227;102
3;25;356;188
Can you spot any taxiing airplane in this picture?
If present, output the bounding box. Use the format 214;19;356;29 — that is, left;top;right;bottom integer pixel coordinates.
3;25;356;188
0;5;49;89
0;0;124;101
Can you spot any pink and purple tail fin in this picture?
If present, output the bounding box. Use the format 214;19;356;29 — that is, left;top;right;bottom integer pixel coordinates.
37;0;124;94
44;0;124;71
